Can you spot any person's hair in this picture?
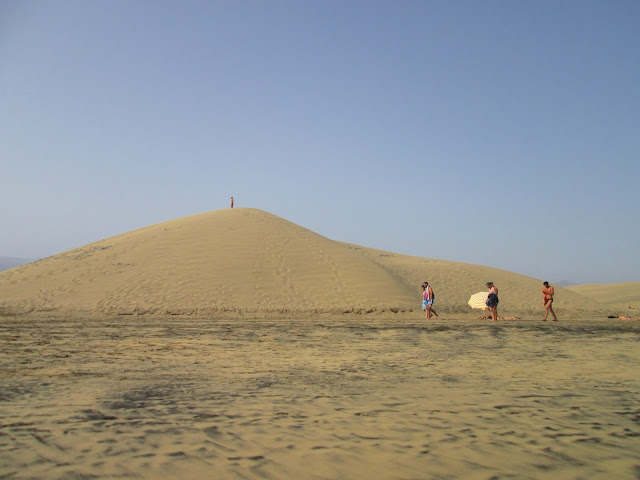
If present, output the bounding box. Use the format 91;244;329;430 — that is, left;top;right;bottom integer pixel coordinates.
486;281;493;286
543;281;549;286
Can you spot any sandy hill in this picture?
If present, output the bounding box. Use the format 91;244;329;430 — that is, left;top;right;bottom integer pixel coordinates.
567;282;640;310
0;208;612;318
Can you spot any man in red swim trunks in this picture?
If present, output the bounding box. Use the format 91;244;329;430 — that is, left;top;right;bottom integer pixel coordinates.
542;281;558;321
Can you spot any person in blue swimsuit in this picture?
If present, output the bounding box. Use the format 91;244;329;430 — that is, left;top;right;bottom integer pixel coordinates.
421;282;439;320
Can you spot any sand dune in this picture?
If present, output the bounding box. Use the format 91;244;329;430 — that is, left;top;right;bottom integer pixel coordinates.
0;208;612;317
567;282;640;310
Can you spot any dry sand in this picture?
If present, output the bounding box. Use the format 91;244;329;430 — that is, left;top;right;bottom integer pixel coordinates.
2;208;637;479
1;316;639;479
567;282;640;311
0;208;615;318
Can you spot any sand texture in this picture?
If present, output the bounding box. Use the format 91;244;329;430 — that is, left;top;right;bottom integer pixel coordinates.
0;208;613;318
1;317;639;479
567;282;640;310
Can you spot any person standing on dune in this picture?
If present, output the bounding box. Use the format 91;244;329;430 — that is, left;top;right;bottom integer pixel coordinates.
542;281;558;321
230;196;234;208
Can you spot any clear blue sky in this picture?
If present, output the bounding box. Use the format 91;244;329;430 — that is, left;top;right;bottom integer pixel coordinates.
1;0;638;284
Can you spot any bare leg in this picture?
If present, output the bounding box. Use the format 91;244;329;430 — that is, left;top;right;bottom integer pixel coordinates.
491;306;498;321
543;300;558;321
426;305;431;320
431;307;439;319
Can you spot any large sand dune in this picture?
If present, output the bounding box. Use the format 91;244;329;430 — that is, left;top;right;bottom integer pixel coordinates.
0;208;611;317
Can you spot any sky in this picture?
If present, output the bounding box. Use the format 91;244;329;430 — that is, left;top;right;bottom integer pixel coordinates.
1;0;639;284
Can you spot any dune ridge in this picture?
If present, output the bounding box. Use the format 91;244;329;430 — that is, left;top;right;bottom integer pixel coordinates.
0;208;613;318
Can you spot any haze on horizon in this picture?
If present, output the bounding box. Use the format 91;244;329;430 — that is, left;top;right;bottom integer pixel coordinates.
1;1;639;284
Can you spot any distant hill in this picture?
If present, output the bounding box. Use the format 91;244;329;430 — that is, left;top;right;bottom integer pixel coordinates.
555;280;578;287
0;256;32;272
567;282;640;310
0;208;614;318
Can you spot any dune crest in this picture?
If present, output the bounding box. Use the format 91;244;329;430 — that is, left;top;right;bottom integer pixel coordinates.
0;208;611;317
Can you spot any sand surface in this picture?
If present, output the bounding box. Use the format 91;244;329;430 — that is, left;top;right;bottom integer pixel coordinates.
567;282;640;310
2;316;639;479
0;208;612;318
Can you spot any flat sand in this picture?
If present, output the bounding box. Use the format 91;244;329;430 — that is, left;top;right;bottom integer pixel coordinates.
2;316;639;479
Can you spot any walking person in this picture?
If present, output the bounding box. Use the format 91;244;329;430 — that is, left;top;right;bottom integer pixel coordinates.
542;281;558;321
485;282;499;321
421;282;439;320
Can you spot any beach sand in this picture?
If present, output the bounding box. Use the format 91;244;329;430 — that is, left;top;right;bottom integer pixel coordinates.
1;208;636;478
1;316;639;479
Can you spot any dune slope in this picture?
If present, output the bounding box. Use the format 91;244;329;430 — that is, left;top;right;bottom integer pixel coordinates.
567;282;640;309
342;243;606;316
